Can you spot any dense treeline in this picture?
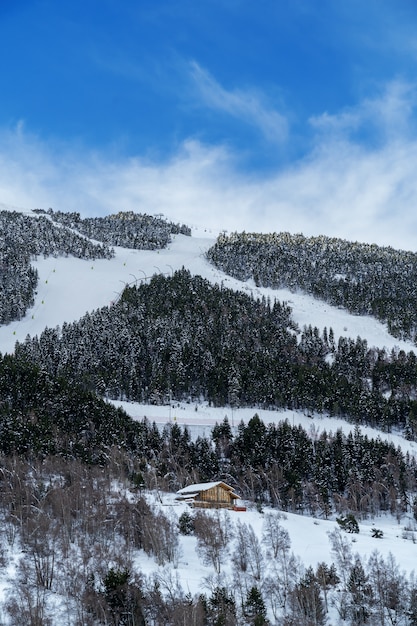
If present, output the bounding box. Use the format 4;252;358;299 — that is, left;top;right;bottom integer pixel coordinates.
15;268;296;406
0;353;147;463
207;231;417;343
15;269;417;437
227;415;414;518
1;350;417;621
41;208;191;248
155;413;417;521
5;215;417;622
0;210;113;325
1;210;113;260
0;352;415;520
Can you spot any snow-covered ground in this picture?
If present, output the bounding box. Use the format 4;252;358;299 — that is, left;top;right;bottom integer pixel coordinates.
112;399;417;461
2;206;417;622
148;492;417;587
113;396;417;620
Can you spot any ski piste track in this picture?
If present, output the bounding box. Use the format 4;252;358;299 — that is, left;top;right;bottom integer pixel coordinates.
1;212;414;356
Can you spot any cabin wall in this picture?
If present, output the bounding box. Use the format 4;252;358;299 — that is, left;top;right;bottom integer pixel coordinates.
193;500;231;509
198;485;232;505
192;485;237;509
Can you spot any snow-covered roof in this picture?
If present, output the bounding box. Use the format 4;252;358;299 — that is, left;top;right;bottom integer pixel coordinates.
177;481;224;495
176;481;239;498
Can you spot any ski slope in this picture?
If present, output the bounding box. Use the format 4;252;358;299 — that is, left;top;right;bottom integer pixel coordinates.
0;223;413;356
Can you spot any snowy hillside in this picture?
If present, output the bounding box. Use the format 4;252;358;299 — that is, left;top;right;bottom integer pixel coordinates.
1;222;413;357
2;204;417;624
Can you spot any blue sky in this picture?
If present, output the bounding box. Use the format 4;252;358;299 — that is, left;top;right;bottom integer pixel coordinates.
2;0;417;248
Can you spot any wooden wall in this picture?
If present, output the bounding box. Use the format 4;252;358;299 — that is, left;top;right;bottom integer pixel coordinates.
194;484;235;509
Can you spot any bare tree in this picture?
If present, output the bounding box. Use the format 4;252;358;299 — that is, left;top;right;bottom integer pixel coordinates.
231;519;265;611
327;527;354;621
142;506;181;566
327;527;353;588
194;510;234;574
367;550;409;626
264;551;301;619
22;509;59;591
261;512;297;614
245;523;265;584
262;512;290;559
232;518;250;575
6;559;52;626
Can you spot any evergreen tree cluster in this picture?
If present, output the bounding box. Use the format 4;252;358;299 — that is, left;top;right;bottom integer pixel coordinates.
0;353;147;463
1;345;417;622
0;210;113;325
221;415;414;518
15;269;417;437
15;269;297;407
42;208;191;249
157;414;415;520
207;231;417;343
1;207;187;325
0;351;415;519
0;243;37;326
4;210;113;260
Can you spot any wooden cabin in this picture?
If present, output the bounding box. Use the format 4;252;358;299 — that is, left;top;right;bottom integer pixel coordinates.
176;481;245;510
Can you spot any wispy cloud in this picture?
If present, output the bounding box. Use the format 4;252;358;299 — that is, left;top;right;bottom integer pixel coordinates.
310;80;417;143
189;61;289;145
1;79;417;251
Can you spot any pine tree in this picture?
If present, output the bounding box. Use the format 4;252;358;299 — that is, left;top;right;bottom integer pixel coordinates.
208;586;237;626
347;557;372;624
244;586;268;625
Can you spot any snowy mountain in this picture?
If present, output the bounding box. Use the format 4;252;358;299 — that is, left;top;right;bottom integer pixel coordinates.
1;204;417;625
1;215;413;357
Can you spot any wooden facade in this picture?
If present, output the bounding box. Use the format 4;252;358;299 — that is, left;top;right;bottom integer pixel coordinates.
176;481;245;510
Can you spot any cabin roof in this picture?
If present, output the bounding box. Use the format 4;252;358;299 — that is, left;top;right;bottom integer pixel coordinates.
176;481;240;498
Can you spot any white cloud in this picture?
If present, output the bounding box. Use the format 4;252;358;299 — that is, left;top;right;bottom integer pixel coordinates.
189;61;289;144
310;80;417;143
1;81;417;251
